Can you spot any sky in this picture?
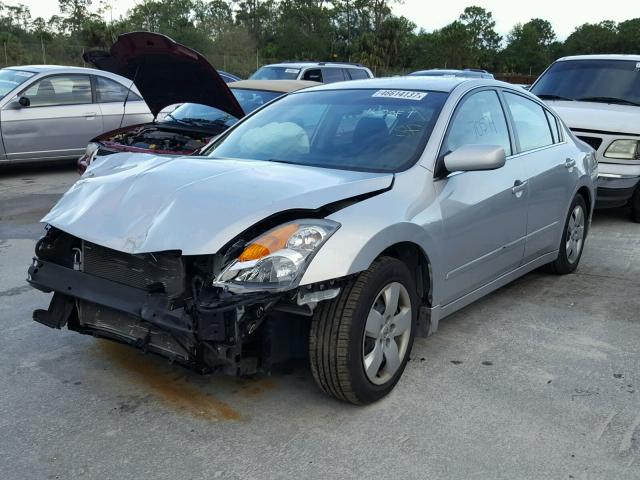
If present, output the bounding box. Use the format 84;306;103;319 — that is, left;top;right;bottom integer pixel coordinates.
5;0;640;40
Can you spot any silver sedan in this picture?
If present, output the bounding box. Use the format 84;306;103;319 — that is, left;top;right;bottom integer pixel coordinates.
0;65;151;164
28;77;597;404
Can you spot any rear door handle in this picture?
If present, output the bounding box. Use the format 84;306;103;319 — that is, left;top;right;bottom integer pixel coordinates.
84;112;97;118
565;158;576;168
512;179;527;197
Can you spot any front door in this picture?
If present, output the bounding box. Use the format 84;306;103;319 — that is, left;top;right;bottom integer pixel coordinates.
436;89;528;305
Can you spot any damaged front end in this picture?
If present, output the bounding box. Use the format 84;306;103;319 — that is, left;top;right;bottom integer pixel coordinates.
27;224;342;375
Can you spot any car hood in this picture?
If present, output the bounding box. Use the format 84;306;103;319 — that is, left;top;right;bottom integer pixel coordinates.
83;32;244;119
545;100;640;135
42;153;393;255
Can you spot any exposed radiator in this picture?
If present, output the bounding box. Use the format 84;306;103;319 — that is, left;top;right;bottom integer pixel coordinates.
82;241;185;298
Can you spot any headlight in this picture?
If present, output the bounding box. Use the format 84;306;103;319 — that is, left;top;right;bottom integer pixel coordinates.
604;139;639;160
214;219;340;292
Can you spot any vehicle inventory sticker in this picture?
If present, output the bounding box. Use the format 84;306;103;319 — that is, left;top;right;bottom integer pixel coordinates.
372;90;427;100
285;68;300;73
15;71;35;77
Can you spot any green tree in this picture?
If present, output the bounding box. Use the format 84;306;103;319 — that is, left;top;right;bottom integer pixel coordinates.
564;21;618;54
617;18;640;53
502;18;557;74
459;6;501;69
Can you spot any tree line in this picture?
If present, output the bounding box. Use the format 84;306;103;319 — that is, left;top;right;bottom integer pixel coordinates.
1;0;639;78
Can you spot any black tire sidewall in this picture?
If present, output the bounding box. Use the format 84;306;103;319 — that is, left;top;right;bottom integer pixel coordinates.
346;259;418;403
557;195;587;273
631;185;640;223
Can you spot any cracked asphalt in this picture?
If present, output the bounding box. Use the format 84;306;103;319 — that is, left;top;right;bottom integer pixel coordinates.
1;163;639;479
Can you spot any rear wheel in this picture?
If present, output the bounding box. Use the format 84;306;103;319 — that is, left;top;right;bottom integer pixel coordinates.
309;256;417;404
544;195;587;274
631;186;640;223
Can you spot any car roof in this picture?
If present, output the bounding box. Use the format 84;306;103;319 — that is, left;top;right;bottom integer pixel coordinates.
557;54;640;62
297;76;484;93
4;65;101;74
229;79;320;93
260;62;367;69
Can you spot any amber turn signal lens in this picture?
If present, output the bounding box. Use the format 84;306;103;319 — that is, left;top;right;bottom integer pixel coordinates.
238;223;299;262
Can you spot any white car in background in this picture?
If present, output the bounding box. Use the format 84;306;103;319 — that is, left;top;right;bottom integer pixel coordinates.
0;65;151;164
531;55;640;222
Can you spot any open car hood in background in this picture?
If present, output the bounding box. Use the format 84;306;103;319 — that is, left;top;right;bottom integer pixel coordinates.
83;32;244;118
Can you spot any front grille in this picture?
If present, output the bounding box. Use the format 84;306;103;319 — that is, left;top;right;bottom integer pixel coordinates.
576;135;603;151
82;241;185;298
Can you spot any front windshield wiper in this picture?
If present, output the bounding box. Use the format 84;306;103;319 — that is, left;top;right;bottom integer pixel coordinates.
576;96;640;107
536;94;575;101
165;113;195;125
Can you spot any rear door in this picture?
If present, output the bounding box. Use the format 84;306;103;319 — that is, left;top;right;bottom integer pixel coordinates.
501;90;578;262
94;75;152;132
436;89;529;305
1;74;103;161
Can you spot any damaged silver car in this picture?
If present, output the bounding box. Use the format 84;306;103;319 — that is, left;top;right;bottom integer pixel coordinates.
28;77;597;404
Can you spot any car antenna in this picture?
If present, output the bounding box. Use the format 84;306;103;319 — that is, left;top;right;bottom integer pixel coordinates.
119;65;140;129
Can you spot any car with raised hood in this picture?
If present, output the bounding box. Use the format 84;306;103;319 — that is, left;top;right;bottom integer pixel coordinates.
78;32;309;173
77;79;318;173
28;77;597;404
0;65;151;165
531;55;640;222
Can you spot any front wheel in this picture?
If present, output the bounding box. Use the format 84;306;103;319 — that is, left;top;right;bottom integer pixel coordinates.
544;195;587;274
308;256;417;404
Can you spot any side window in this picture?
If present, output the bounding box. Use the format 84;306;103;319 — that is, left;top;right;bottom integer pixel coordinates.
545;110;560;143
302;69;323;82
444;89;512;156
347;68;370;80
321;68;345;83
23;75;92;107
504;92;553;152
96;76;141;103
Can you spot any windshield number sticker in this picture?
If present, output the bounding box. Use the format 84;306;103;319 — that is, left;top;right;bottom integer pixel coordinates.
15;71;35;77
636;62;640;71
285;68;300;74
372;90;427;101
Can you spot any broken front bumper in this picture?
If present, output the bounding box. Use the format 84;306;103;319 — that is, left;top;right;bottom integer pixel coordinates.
27;257;280;373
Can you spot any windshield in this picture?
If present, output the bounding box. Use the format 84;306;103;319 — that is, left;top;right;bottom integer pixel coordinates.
532;59;640;105
250;66;300;80
162;89;283;127
232;88;282;112
163;103;238;128
205;89;448;173
0;69;35;99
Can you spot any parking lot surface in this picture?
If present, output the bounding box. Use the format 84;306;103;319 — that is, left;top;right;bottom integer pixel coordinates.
1;164;639;480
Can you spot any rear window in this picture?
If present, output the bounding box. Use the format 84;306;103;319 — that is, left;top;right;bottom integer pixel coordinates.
250;66;300;80
532;59;640;106
205;89;448;173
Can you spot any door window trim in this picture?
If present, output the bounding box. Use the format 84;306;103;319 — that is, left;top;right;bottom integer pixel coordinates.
18;73;94;108
435;86;516;177
93;74;142;103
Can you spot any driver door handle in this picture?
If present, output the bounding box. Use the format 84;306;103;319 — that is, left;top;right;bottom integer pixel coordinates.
512;179;527;197
565;158;576;168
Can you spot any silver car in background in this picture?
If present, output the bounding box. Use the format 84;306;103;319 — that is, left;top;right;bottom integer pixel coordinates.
0;65;151;164
27;77;597;404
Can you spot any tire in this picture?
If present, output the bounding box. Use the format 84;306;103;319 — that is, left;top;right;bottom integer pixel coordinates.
309;256;418;404
544;195;587;274
631;186;640;223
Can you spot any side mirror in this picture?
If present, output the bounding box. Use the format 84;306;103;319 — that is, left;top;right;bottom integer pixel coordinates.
18;96;31;107
444;144;506;172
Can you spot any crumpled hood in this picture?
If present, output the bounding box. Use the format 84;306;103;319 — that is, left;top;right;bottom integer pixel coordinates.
546;100;640;135
42;153;393;255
